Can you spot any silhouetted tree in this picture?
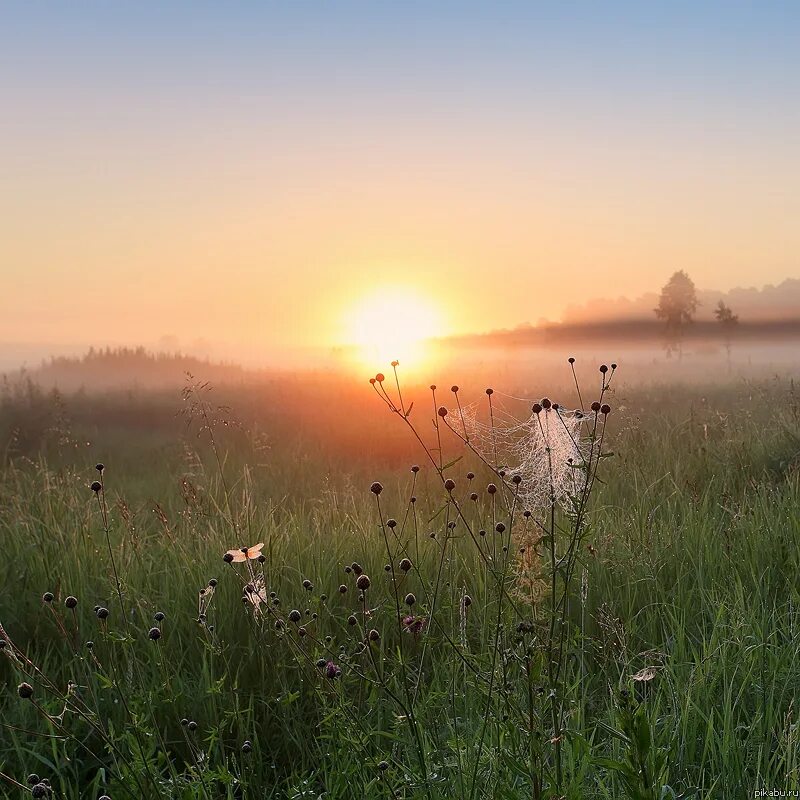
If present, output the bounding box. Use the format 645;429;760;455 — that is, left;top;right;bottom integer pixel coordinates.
714;300;739;372
655;270;698;359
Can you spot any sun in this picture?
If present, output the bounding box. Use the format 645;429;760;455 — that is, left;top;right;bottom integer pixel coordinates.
345;286;443;371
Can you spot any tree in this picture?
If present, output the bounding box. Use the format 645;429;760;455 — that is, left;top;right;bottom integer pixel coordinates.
714;300;739;372
654;270;698;359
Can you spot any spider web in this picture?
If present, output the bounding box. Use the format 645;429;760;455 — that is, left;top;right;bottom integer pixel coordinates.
449;393;591;513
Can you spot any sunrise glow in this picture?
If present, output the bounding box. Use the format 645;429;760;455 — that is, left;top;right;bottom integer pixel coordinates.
345;287;444;370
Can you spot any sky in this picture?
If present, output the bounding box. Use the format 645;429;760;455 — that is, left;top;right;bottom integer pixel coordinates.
1;1;799;364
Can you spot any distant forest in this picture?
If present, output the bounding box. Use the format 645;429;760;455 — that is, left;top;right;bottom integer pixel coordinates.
1;347;250;392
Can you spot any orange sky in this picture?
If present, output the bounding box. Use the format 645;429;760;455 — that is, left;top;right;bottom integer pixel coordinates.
1;4;799;365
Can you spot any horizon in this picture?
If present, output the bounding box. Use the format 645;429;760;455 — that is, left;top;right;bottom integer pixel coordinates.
2;1;800;369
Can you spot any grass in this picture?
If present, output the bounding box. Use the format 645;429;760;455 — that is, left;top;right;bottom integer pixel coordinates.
0;368;798;798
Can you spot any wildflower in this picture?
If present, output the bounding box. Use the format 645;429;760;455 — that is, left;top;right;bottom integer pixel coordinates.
541;398;552;410
487;483;497;495
90;481;102;493
42;592;54;603
31;784;50;798
18;682;34;699
370;481;383;495
338;584;348;594
288;609;302;623
601;404;611;416
411;465;420;473
356;575;371;591
223;543;264;563
368;629;380;642
444;479;455;492
154;611;165;622
148;627;161;641
591;401;601;412
65;596;78;609
404;593;416;606
599;364;608;374
325;660;341;679
347;615;357;626
95;607;109;619
302;579;313;591
402;615;427;636
387;518;397;528
95;463;105;473
438;406;448;417
399;558;412;572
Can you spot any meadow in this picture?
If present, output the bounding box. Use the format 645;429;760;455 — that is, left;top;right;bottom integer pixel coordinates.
1;362;799;799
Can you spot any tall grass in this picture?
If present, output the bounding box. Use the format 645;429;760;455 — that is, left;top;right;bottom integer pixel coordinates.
0;370;798;798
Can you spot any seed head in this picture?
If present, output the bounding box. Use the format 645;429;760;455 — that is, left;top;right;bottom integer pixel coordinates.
154;611;165;622
495;522;506;534
568;357;575;364
451;385;459;393
375;373;385;383
288;609;301;623
463;595;472;608
42;592;54;603
31;784;49;799
297;626;307;637
208;578;218;587
399;558;412;572
187;720;198;731
95;607;109;620
599;364;608;374
85;641;93;649
470;492;478;501
429;384;436;391
487;483;497;495
591;401;601;412
90;481;102;493
347;614;357;626
444;478;455;492
368;629;380;642
241;741;252;754
65;596;78;609
95;463;105;473
26;775;40;787
404;593;416;606
148;627;161;641
541;398;552;410
601;404;611;415
356;574;371;591
411;464;419;473
437;406;448;417
485;388;493;395
302;579;313;590
338;584;348;594
378;760;389;771
223;553;234;563
18;682;34;699
370;482;383;496
532;403;542;415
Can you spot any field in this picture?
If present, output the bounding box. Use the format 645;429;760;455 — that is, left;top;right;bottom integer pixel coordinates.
1;365;799;799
